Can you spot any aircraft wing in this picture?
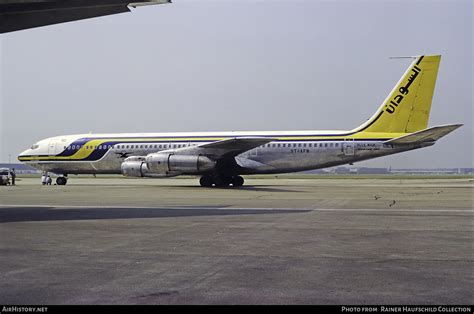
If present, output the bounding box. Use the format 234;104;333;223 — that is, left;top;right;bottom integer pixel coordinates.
0;0;171;34
168;137;274;159
384;124;463;145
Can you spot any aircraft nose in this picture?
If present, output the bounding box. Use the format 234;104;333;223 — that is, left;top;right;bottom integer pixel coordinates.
18;149;30;161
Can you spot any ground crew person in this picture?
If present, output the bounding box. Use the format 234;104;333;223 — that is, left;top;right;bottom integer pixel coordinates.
10;168;16;186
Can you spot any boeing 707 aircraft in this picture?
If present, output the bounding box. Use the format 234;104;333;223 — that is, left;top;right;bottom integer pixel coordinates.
0;0;170;33
18;55;462;187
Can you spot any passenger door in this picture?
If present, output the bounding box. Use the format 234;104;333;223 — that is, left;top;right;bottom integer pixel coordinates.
343;141;356;156
48;140;58;156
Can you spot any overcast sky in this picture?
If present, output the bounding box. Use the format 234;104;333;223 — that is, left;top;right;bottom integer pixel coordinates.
0;0;472;168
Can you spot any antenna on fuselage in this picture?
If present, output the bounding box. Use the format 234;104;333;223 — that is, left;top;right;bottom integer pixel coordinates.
388;56;418;59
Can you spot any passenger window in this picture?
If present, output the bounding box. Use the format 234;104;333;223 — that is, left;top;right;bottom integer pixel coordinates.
303;143;307;147
159;145;162;148
335;143;339;147
298;143;301;147
325;143;328;147
277;144;281;148
330;143;333;147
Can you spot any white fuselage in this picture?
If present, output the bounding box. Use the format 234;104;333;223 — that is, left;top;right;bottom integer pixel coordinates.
18;130;419;176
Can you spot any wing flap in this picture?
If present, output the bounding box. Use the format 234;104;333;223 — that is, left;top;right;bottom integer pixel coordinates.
384;124;463;145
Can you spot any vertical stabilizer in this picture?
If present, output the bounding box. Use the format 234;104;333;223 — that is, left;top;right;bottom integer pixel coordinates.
354;55;441;134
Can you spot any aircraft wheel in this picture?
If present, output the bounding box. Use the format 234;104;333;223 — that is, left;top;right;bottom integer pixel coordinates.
199;175;213;187
56;177;67;186
213;176;231;187
232;176;244;187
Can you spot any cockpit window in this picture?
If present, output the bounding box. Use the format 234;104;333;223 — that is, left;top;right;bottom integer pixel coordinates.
30;144;39;150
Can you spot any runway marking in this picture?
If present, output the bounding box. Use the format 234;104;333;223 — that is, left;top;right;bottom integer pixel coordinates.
311;208;473;213
0;204;310;211
0;204;472;213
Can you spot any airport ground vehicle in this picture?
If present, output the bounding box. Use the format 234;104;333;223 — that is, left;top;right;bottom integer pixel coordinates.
0;168;11;185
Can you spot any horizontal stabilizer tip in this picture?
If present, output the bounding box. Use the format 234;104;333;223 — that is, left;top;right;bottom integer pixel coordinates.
384;124;463;145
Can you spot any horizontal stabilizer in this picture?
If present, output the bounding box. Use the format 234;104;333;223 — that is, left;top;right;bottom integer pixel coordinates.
384;124;463;145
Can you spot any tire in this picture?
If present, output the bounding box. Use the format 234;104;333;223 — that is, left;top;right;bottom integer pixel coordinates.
199;175;213;187
232;176;244;187
213;175;233;187
56;177;67;186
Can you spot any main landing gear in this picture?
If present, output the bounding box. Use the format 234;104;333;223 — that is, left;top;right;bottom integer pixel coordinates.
199;175;244;188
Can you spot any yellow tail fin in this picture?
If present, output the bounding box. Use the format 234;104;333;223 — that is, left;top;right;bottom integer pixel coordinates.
354;55;441;134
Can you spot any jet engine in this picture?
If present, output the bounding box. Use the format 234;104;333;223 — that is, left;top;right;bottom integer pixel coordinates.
121;153;215;178
146;153;215;174
121;156;165;177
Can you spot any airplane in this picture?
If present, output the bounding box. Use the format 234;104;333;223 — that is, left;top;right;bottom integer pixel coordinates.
18;55;462;187
0;0;170;34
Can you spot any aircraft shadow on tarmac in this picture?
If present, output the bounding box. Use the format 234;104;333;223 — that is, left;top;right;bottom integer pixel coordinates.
64;184;305;193
168;185;306;193
0;207;311;223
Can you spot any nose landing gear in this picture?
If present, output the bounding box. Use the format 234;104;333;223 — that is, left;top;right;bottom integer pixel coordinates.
199;175;244;187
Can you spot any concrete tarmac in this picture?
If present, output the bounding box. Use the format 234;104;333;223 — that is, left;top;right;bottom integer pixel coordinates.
0;176;472;304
